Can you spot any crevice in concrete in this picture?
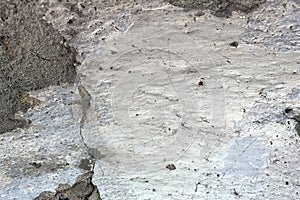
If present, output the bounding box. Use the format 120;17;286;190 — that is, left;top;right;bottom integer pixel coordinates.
76;76;96;171
168;0;266;17
34;77;102;200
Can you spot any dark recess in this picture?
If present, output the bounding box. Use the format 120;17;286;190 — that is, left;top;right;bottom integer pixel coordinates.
168;0;266;17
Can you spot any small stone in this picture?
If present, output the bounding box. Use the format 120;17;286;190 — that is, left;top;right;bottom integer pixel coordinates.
166;163;176;170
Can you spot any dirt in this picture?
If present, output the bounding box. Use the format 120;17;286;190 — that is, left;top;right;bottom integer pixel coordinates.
168;0;266;17
3;154;69;179
0;0;77;133
34;172;101;200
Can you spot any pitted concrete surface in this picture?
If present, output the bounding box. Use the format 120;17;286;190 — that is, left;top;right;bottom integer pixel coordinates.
1;0;299;199
241;0;300;51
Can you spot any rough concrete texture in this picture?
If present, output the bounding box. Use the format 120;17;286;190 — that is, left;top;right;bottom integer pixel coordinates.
35;172;101;200
0;85;96;199
0;0;77;133
1;0;300;199
169;0;266;17
241;0;300;51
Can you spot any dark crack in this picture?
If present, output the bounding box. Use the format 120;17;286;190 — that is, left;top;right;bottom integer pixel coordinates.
168;0;266;17
76;77;97;171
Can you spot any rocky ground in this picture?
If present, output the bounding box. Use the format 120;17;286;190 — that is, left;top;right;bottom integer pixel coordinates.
0;0;299;199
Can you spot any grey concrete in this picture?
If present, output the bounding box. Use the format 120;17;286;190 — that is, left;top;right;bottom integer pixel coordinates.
0;0;299;199
0;0;77;133
241;0;300;51
169;0;266;17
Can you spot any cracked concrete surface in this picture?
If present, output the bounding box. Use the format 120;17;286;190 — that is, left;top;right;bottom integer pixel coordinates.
1;0;300;199
0;0;77;133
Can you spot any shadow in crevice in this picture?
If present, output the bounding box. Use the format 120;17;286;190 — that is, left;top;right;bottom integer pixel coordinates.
168;0;266;17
